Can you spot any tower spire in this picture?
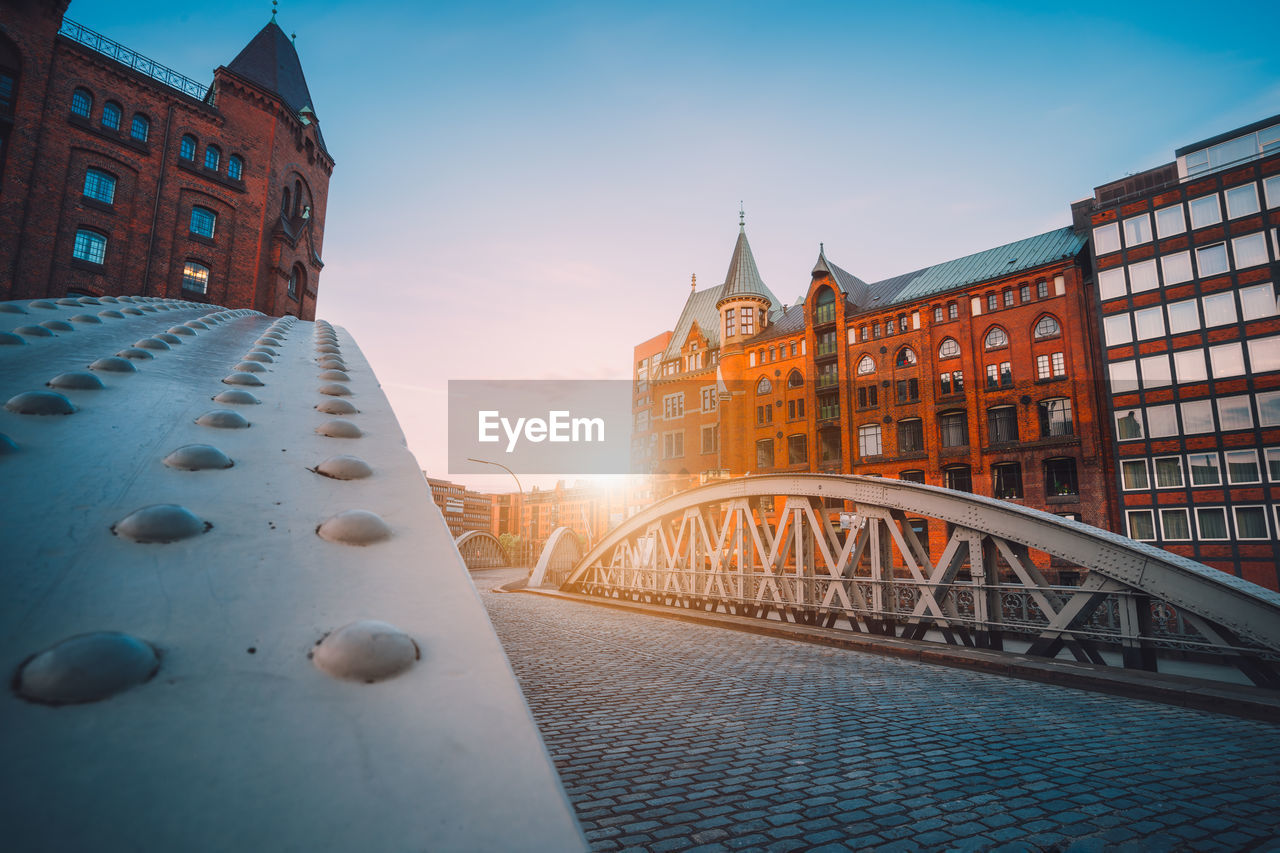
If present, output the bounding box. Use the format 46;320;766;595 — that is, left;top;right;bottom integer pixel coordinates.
738;202;745;232
271;0;278;20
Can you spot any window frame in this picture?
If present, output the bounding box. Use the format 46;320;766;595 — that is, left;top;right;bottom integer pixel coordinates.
189;205;217;239
71;227;107;265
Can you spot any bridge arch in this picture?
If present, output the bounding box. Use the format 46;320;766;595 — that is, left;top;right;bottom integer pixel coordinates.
454;530;510;570
529;527;583;589
565;474;1280;685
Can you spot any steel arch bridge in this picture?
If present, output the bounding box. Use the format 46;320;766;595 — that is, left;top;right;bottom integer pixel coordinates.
454;530;511;569
548;474;1280;687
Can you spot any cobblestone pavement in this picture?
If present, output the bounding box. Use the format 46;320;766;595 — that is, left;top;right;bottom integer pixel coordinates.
476;570;1280;853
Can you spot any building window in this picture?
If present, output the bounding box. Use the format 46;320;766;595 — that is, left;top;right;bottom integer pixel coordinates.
1233;233;1270;268
1154;456;1184;489
1217;395;1253;431
1155;205;1186;237
895;346;917;368
204;145;221;171
819;428;841;463
1196;243;1229;276
856;385;878;409
1225;184;1260;219
858;424;882;457
756;403;773;425
127;113;150;142
82;168;116;204
1123;214;1152;246
786;370;803;389
1235;506;1270;540
787;434;807;465
741;306;755;336
1020;284;1030;303
897;418;923;453
856;355;875;375
1121;459;1149;491
1126;510;1156;542
182;261;210;294
1195;507;1229;540
984;327;1008;349
992;462;1022;500
1240;284;1279;321
933;306;944;323
756;438;774;470
938;338;960;359
228;155;243;181
948;302;958;320
1044;458;1078;496
987;293;999;312
900;470;925;484
1037;280;1049;299
1161;509;1191;541
1115;409;1143;440
71;87;92;118
289;263;305;299
101;100;121;130
1039;398;1073;437
938;411;968;448
1033;315;1061;339
663;431;684;459
1187;452;1221;486
1225;449;1261;484
984;362;1012;389
1093;222;1121;254
179;134;197;160
872;322;881;338
756;376;772;395
895;377;919;404
1002;289;1014;307
987;406;1017;444
1188;195;1222;229
701;424;718;454
190;206;217;238
662;393;684;419
72;228;107;265
939;370;963;395
943;464;972;492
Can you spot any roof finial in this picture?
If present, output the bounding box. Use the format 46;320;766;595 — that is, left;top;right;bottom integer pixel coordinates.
271;0;278;19
291;32;297;43
691;273;696;290
820;242;824;255
738;202;744;231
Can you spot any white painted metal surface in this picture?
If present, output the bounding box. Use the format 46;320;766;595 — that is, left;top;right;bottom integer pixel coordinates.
0;297;586;851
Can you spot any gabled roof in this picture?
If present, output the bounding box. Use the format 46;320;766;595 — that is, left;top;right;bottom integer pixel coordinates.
750;303;806;344
225;20;329;157
812;246;873;310
828;226;1085;314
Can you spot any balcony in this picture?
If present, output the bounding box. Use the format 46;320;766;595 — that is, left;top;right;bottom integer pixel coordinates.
814;304;836;325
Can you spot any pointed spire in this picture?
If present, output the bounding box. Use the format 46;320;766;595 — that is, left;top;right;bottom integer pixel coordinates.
812;242;831;277
717;214;773;308
271;0;278;19
691;273;696;290
738;202;745;232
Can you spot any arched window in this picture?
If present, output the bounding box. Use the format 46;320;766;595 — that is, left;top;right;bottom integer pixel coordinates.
281;186;291;216
102;100;121;130
72;228;107;265
1034;314;1061;339
82;168;116;204
71;87;92;118
204;144;221;171
814;286;836;324
984;326;1009;349
189;206;217;238
288;263;305;299
130;113;150;141
179;134;196;160
856;355;875;375
787;369;803;389
756;376;772;395
938;338;960;359
895;346;917;368
228;155;243;181
293;179;302;217
182;261;210;294
992;462;1023;499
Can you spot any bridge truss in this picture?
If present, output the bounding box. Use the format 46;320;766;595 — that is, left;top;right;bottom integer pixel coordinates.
559;475;1280;687
454;530;510;569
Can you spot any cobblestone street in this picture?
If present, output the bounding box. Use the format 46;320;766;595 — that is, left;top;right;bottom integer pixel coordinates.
477;569;1280;852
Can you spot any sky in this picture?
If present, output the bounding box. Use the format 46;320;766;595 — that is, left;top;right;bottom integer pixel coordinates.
66;0;1280;491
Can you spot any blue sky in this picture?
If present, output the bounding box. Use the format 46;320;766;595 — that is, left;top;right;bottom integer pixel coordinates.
67;0;1279;489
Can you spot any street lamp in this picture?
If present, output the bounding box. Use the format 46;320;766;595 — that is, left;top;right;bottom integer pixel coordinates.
467;457;526;567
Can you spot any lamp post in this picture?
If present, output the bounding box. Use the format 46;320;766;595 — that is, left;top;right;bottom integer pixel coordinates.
467;457;526;567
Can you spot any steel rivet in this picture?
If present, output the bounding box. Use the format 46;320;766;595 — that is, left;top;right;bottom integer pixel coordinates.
316;344;341;354
222;372;264;387
316;419;363;438
212;389;261;405
5;390;76;415
70;314;103;324
316;510;392;546
56;298;82;306
312;620;417;682
40;320;74;332
113;504;210;542
47;371;105;391
134;338;170;350
233;361;267;373
317;358;346;370
251;347;278;357
318;383;351;397
185;320;209;329
14;325;54;337
318;369;351;382
99;310;125;319
315;398;358;415
121;308;144;316
116;348;154;360
28;300;57;309
117;296;137;303
167;326;196;336
242;352;274;363
196;409;250;429
163;444;234;470
14;632;160;705
90;357;137;373
156;333;182;345
0;331;27;346
99;296;119;303
138;306;158;313
314;455;373;480
78;296;102;305
0;303;29;314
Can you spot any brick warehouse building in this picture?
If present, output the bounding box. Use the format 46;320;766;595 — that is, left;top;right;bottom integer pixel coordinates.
634;218;1115;581
1071;114;1280;589
0;1;332;319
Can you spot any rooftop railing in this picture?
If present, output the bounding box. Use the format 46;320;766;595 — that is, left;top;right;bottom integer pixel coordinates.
59;18;211;102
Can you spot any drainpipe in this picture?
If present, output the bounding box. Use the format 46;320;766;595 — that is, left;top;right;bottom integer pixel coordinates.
141;102;176;296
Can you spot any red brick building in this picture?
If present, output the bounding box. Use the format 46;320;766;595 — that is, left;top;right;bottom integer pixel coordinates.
635;218;1115;579
1071;114;1280;589
0;1;332;319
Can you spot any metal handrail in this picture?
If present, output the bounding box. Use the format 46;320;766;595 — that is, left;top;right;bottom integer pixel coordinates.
59;18;211;102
